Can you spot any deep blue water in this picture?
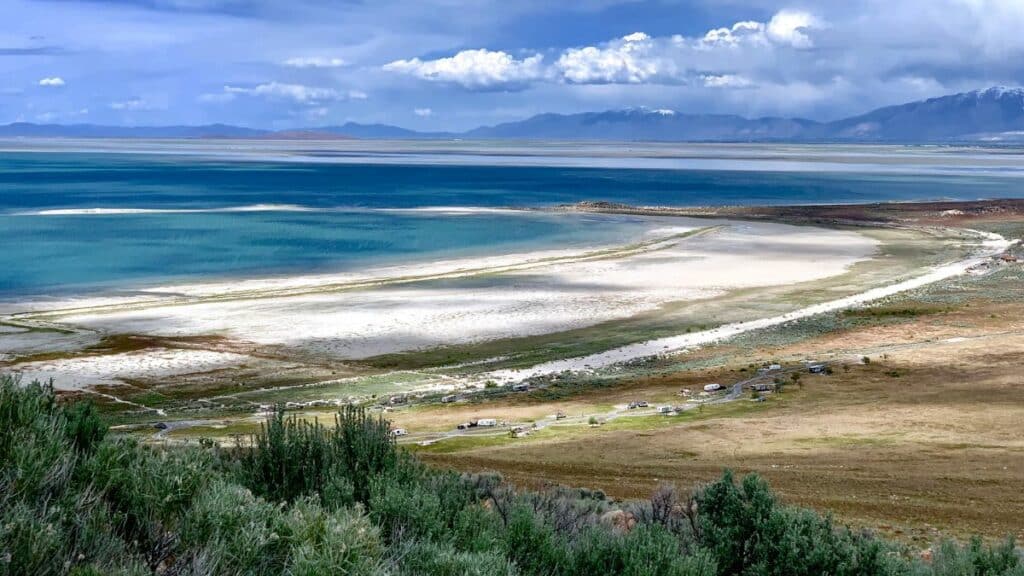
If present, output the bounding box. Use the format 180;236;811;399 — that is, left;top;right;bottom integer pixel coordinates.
1;151;1022;299
2;152;1023;211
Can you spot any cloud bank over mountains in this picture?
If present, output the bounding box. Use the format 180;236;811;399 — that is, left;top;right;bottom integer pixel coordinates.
382;9;823;89
3;0;1024;129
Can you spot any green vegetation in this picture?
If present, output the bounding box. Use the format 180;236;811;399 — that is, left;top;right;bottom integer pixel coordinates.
2;374;1022;576
842;304;951;319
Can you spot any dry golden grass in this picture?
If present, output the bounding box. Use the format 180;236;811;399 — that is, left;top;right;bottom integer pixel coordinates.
423;300;1024;542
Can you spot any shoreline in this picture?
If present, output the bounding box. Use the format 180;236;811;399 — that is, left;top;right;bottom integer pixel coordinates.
3;198;1019;398
487;228;1014;382
2;217;881;390
1;220;704;319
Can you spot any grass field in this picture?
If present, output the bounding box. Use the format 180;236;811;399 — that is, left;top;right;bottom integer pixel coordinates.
418;287;1024;542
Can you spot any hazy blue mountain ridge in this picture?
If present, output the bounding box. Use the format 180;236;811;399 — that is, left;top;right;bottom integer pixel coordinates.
3;87;1024;142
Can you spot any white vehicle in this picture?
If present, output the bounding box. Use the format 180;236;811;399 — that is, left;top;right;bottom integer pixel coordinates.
658;406;673;414
703;383;723;392
391;428;408;437
476;418;498;427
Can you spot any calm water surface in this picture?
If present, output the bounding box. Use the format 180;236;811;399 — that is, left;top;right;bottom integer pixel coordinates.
1;147;1021;299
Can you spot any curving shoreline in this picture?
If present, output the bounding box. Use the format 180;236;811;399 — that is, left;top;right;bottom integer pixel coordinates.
487;229;1014;382
2;217;880;390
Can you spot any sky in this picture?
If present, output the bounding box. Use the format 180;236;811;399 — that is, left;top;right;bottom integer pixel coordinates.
3;0;1024;130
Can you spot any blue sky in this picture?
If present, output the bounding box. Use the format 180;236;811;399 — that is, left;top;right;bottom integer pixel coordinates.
3;0;1024;130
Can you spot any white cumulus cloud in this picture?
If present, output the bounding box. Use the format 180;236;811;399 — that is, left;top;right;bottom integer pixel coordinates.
556;32;672;84
283;56;347;68
700;21;767;48
383;49;544;90
700;11;820;49
383;10;823;90
38;77;65;87
766;10;820;48
621;32;650;42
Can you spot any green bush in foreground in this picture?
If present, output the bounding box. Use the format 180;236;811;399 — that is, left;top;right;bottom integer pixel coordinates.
1;374;1022;576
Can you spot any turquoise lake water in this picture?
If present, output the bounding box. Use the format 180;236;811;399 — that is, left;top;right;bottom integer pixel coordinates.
1;146;1022;299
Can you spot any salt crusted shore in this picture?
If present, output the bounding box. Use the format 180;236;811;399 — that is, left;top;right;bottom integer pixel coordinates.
2;218;882;390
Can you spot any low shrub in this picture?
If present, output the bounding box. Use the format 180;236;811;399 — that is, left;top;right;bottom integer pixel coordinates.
2;374;1023;576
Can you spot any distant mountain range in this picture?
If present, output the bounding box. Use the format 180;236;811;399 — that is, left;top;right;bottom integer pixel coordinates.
4;87;1024;143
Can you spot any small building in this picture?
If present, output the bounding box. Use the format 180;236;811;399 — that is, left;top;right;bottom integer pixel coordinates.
512;383;530;392
703;383;723;392
388;395;408;405
391;428;408;437
440;394;459;403
751;383;772;392
476;418;498;427
658;406;674;414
